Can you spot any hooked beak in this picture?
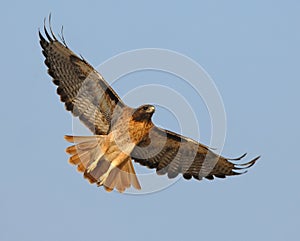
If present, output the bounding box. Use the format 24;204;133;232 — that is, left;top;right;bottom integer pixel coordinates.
147;105;155;113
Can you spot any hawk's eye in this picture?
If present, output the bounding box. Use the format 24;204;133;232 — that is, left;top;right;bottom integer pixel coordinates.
143;106;148;111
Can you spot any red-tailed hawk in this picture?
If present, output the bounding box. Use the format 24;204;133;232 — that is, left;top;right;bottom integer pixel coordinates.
39;20;259;193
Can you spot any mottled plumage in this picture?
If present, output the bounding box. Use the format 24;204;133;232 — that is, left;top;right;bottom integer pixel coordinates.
39;19;259;193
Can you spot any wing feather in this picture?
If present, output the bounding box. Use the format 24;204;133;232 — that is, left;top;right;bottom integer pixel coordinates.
39;21;125;134
131;126;259;181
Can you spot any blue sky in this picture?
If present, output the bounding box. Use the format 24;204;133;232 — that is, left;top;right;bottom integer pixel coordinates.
1;1;299;241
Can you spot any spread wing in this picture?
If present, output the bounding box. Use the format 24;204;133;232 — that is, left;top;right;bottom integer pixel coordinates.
39;22;125;135
131;126;259;180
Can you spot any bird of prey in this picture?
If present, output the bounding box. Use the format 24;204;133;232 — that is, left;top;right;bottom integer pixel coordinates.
39;20;259;193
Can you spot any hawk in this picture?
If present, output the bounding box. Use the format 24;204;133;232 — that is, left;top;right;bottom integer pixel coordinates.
39;20;259;193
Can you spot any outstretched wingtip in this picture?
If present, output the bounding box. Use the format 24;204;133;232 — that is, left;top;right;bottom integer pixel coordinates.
233;155;260;171
232;170;248;176
48;13;57;41
58;25;68;47
38;27;49;49
229;152;247;161
44;23;52;41
42;14;57;42
38;28;43;39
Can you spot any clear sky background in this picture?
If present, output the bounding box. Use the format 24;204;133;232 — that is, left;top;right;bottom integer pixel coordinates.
1;1;299;241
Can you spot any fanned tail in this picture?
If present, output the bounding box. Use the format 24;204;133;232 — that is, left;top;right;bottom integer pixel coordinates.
64;135;141;193
102;159;141;192
65;135;105;172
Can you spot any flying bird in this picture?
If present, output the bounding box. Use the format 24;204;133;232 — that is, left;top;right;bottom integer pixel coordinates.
39;19;259;193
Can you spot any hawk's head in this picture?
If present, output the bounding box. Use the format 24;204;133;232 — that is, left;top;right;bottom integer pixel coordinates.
132;104;155;122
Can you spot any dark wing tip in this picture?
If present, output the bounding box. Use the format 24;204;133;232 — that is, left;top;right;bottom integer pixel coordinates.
206;155;260;180
39;28;49;50
230;155;260;179
58;25;68;47
40;14;58;43
48;13;57;41
233;155;260;170
38;28;45;41
228;152;247;161
183;173;192;180
43;17;53;41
